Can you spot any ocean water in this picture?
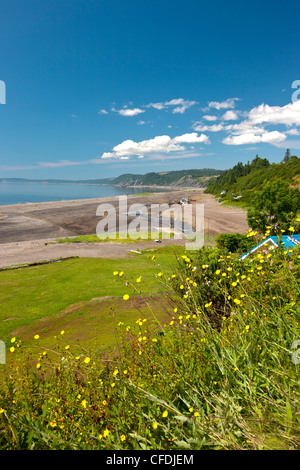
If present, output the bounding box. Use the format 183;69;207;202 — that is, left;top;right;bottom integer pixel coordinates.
0;182;168;206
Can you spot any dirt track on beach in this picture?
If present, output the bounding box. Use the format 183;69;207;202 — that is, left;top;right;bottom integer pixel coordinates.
0;190;249;268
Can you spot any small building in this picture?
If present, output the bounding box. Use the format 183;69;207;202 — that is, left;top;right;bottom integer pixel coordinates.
240;234;300;260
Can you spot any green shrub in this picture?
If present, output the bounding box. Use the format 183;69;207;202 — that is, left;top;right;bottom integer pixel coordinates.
215;233;254;254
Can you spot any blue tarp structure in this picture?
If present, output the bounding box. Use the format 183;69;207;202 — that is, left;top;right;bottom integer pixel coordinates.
240;234;300;260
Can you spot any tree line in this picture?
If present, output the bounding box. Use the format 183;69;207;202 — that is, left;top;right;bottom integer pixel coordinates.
205;150;300;234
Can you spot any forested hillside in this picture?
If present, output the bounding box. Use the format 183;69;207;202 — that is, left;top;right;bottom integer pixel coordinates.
205;152;300;204
205;151;300;234
0;169;222;188
111;168;222;187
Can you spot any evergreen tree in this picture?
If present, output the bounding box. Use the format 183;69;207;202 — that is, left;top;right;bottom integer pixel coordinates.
283;148;291;163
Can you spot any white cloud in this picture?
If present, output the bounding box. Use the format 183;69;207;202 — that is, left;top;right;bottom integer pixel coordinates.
224;121;266;135
286;128;300;136
222;110;239;121
172;132;209;143
193;123;225;132
147;98;198;114
108;135;182;158
100;132;209;160
101;152;115;159
98;109;108;115
220;101;300;147
147;102;166;110
261;131;287;144
38;160;83;168
207;97;239;110
248;100;300;126
166;98;198;114
223;130;286;146
115;107;145;117
203;115;218;121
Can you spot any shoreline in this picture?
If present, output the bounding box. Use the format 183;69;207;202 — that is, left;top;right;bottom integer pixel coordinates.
0;190;201;244
0;190;249;267
0;186;203;208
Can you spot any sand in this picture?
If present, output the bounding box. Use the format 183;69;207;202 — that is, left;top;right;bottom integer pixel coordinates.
0;190;249;268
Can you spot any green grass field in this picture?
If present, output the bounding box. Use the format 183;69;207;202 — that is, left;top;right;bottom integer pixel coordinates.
0;246;183;349
54;232;173;244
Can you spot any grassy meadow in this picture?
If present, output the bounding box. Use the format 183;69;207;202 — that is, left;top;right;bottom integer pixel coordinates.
0;234;299;450
53;231;174;244
0;246;181;348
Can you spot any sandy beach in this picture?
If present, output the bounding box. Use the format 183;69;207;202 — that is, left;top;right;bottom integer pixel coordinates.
0;190;249;268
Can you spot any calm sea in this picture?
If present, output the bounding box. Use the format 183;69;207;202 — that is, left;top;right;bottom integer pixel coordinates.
0;182;168;206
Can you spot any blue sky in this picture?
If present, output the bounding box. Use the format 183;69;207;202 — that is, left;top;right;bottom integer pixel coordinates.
0;0;300;180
